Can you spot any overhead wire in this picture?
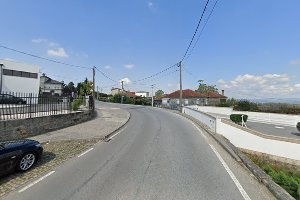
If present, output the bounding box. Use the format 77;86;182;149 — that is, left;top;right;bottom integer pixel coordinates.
184;0;219;63
95;67;119;83
132;63;178;83
0;44;91;69
181;0;210;62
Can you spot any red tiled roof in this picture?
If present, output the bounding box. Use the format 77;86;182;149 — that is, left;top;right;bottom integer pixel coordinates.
165;89;227;99
125;92;136;97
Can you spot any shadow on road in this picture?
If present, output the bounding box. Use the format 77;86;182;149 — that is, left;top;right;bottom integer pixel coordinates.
291;132;300;137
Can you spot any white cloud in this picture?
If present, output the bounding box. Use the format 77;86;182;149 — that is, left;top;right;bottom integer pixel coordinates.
148;2;153;8
289;60;300;65
119;78;131;84
104;65;112;69
48;42;59;47
3;58;15;61
167;83;173;87
124;64;134;69
47;48;69;58
218;73;300;98
32;38;48;43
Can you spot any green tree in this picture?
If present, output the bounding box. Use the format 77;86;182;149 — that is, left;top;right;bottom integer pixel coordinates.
195;80;218;93
63;82;76;95
76;78;93;96
155;89;164;98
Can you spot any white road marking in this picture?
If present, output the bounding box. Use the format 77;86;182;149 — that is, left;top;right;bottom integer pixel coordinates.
275;126;284;129
210;145;251;200
106;126;127;141
77;148;94;158
19;171;55;193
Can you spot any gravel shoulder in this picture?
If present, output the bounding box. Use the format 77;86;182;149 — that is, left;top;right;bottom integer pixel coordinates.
0;106;130;199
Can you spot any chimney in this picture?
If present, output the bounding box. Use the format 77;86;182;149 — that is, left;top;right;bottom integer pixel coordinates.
221;90;224;96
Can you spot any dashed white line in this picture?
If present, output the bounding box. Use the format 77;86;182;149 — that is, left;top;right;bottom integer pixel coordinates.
209;145;252;200
275;126;284;129
77;148;94;158
19;171;55;193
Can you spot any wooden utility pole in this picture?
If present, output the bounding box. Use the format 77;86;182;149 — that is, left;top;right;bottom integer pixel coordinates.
92;66;96;97
151;84;155;107
121;81;124;90
179;61;183;112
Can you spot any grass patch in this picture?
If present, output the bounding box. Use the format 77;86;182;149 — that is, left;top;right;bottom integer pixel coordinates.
247;153;300;199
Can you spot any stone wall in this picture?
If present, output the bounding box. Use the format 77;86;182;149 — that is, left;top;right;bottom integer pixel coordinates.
0;111;97;141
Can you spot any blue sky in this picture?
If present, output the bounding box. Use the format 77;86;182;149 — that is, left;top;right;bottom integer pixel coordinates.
1;0;300;99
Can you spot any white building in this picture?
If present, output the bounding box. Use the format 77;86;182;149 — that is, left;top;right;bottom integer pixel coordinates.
135;91;149;97
0;59;40;95
40;74;64;96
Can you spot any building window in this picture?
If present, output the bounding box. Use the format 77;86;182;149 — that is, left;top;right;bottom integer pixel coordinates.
3;69;13;76
2;69;38;79
13;70;22;77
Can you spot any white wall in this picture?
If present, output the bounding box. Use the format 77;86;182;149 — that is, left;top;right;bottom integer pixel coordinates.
183;106;300;161
194;106;300;126
136;92;149;97
0;60;40;95
183;107;216;132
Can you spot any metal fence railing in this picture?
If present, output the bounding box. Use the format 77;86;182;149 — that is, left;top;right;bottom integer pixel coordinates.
0;92;94;120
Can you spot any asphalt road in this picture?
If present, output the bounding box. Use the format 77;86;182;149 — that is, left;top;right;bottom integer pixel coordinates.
4;102;275;200
208;112;300;140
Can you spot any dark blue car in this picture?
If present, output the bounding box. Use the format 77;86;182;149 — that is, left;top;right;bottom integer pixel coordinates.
0;139;43;176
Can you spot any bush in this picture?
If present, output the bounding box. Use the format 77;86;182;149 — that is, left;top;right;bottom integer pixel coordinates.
230;114;248;123
247;153;300;199
72;98;83;111
234;100;258;111
297;122;300;132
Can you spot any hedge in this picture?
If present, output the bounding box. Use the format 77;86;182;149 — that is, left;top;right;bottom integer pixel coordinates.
230;114;248;123
297;122;300;132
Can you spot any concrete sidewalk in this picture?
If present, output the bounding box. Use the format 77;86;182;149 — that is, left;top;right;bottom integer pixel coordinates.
30;107;130;143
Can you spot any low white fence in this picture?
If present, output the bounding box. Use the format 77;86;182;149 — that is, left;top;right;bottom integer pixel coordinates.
193;106;300;126
183;107;216;132
183;106;300;161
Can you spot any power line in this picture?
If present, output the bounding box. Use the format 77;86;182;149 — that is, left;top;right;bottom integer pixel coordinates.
95;67;118;83
181;0;211;62
184;0;219;63
0;44;91;69
132;63;178;83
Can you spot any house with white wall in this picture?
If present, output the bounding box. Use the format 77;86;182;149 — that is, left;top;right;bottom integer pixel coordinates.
135;91;149;97
0;59;40;95
162;89;227;109
40;74;64;96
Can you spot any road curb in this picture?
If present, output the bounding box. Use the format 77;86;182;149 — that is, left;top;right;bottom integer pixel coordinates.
173;110;295;200
102;110;131;141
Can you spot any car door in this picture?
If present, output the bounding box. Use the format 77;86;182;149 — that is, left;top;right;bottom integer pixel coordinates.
0;146;20;176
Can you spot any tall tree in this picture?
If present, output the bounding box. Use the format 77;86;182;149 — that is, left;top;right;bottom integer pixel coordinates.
155;89;164;98
195;80;218;93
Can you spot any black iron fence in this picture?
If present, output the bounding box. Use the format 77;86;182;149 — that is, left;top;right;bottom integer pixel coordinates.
0;92;94;120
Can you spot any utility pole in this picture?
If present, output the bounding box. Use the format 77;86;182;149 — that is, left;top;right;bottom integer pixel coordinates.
92;66;96;97
121;81;124;90
151;84;155;107
179;61;183;112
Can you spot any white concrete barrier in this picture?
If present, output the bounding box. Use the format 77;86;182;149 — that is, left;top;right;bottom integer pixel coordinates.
193;106;300;126
183;106;300;161
183;107;216;132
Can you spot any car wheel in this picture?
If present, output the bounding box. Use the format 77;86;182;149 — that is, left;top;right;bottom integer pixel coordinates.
18;153;36;172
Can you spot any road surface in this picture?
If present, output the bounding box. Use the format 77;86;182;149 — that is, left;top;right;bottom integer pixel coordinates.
4;102;275;200
209;112;300;140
